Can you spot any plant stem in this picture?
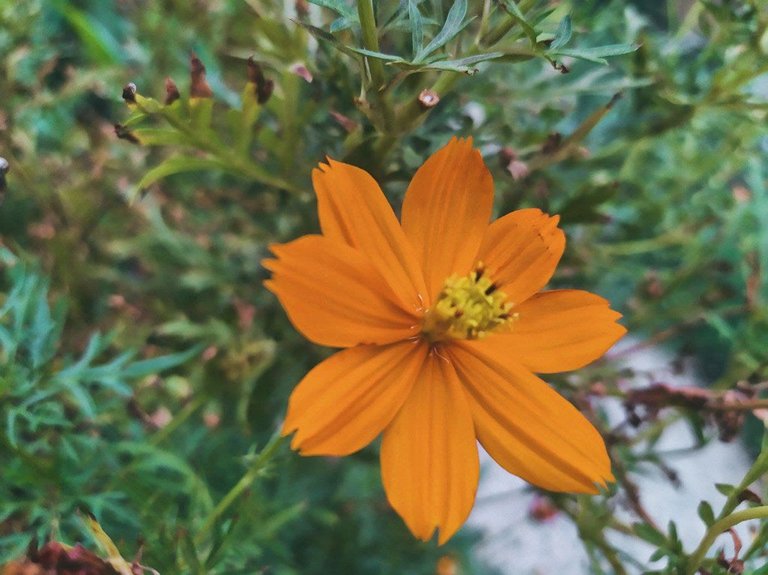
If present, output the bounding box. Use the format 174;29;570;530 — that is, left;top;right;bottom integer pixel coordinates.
356;0;385;90
685;506;768;575
150;395;206;446
194;431;286;545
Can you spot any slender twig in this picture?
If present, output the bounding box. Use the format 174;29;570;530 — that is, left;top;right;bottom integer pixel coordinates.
685;506;768;575
194;431;286;545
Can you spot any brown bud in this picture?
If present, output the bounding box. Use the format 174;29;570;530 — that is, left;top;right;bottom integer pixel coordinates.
247;57;274;104
164;77;180;105
190;54;213;98
529;495;559;522
114;124;140;144
329;111;358;133
418;89;440;109
295;0;309;18
541;132;563;154
0;156;8;196
115;124;141;144
289;62;313;83
121;82;137;103
435;555;458;575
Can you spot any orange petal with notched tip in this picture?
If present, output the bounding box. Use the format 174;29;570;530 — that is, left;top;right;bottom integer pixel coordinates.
381;349;479;545
263;235;420;347
491;290;626;373
401;138;494;300
283;341;428;455
476;208;565;306
448;342;613;493
313;159;429;309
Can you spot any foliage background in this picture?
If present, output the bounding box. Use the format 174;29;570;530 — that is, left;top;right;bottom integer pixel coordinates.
1;0;767;573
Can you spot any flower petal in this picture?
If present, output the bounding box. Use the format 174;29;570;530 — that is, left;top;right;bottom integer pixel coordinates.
400;138;494;299
381;349;479;544
476;209;565;306
313;159;428;308
493;290;626;373
264;235;419;347
448;342;613;493
283;341;428;455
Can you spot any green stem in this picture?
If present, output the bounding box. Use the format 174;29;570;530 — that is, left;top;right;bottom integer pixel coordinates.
356;0;394;131
150;395;206;446
392;70;461;134
133;98;294;191
194;431;286;544
356;0;385;91
685;506;768;575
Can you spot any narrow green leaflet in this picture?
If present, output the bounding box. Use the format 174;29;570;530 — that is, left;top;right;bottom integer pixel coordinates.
120;345;203;379
296;22;361;59
408;0;425;57
348;46;407;62
550;15;572;49
416;52;505;73
134;156;233;198
550;43;639;65
697;501;715;527
306;0;355;20
499;0;537;44
414;0;467;62
131;128;195;147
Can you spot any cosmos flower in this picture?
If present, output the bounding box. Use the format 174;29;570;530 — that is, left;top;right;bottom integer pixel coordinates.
263;138;625;543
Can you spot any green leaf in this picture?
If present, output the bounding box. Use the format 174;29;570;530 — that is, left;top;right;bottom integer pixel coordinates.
49;0;124;66
133;156;231;198
550;43;639;65
415;51;505;73
414;0;467;62
120;345;203;379
633;522;667;546
307;0;355;19
189;98;214;130
348;46;406;62
131;128;194;147
329;17;351;32
297;22;361;59
408;0;424;57
559;183;618;224
649;549;666;562
499;0;537;44
550;15;572;49
697;501;715;527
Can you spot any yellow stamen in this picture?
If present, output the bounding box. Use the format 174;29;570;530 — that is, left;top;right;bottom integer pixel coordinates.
422;264;516;342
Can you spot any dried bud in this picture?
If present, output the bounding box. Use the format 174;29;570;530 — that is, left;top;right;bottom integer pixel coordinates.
529;496;559;522
418;89;440;109
164;77;180;105
506;159;529;181
114;124;140;144
435;555;458;575
329;111;358;133
737;488;762;505
189;54;213;98
294;0;309;18
541;132;563;154
0;156;8;197
289;62;313;83
121;82;137;103
247;57;274;104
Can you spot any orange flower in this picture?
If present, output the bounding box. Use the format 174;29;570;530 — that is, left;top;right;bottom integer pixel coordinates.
263;138;626;544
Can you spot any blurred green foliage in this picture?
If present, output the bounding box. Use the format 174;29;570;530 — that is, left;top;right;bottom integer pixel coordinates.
1;0;767;573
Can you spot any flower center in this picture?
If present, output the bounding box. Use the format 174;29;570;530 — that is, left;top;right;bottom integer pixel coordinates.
422;264;516;342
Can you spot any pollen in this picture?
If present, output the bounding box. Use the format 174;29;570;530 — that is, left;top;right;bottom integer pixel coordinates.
422;263;517;342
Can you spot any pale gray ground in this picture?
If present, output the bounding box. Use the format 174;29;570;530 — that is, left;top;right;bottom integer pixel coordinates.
467;343;754;574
